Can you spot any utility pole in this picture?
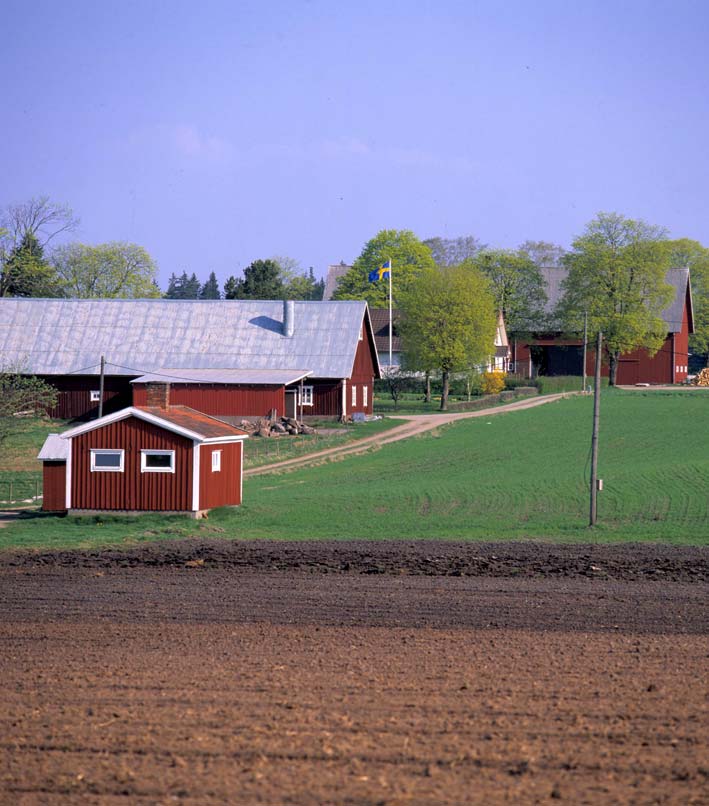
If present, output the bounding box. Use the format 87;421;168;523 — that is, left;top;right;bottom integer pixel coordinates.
582;311;588;393
589;331;602;526
98;355;105;419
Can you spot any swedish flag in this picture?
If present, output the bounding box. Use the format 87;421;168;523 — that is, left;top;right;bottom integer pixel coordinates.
368;259;391;283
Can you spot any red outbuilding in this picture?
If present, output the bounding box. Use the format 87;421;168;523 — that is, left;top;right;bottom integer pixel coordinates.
38;395;248;517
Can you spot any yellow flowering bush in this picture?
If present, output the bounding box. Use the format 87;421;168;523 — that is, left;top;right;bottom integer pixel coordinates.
481;371;506;395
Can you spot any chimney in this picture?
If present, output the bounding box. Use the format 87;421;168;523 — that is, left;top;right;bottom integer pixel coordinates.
145;382;170;409
283;300;295;337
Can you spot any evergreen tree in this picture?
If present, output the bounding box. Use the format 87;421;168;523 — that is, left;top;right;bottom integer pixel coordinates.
164;271;201;299
224;259;284;299
0;233;62;297
199;271;221;299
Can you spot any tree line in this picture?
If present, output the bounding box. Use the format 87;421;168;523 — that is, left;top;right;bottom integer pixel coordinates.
0;197;325;302
333;218;709;406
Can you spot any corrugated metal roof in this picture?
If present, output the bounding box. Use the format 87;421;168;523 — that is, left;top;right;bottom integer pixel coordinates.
0;299;369;378
130;368;312;385
537;266;690;333
37;433;69;461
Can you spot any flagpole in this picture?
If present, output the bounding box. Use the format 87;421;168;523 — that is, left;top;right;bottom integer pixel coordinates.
388;258;393;368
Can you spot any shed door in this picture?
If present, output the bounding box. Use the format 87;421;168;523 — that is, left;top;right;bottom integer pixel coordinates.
285;390;297;418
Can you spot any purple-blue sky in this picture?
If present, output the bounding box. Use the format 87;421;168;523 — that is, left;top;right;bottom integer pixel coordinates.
2;0;708;290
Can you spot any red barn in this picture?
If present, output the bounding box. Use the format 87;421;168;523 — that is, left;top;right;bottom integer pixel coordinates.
509;267;694;384
0;299;381;421
38;399;248;517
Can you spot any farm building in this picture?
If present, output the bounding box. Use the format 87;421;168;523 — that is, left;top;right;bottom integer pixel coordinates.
0;298;380;420
509;267;694;384
38;398;248;516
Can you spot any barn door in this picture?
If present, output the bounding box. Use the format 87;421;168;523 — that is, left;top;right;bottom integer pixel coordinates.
285;390;297;419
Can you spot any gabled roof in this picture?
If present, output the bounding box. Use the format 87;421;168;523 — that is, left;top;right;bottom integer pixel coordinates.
58;405;248;442
130;368;312;386
536;266;692;333
370;308;402;354
0;299;371;379
322;262;352;301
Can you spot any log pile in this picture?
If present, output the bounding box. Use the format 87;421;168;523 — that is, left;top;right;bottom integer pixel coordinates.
693;368;709;386
240;416;317;438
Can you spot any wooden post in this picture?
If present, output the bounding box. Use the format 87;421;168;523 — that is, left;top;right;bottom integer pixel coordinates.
98;355;105;418
590;331;602;527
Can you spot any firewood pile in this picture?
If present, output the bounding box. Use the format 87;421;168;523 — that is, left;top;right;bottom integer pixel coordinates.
693;368;709;386
239;417;317;437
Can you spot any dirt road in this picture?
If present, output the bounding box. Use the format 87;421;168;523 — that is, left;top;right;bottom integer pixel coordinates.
246;393;572;476
1;541;707;805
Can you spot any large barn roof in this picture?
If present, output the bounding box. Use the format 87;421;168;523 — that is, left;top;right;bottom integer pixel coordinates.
538;266;692;333
0;298;373;379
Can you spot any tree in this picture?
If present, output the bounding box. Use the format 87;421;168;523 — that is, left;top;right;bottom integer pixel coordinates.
398;264;497;410
423;235;486;267
164;271;201;299
224;259;284;300
0;365;58;448
1;196;78;251
470;249;548;332
199;271;221;299
272;257;325;300
0;232;62;297
662;238;709;361
333;229;436;307
518;240;566;268
559;212;673;385
52;242;161;298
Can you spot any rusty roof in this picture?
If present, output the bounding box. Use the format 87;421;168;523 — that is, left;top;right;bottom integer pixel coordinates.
136;406;248;439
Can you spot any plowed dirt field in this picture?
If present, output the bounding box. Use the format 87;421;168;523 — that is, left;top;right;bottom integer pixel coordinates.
1;541;707;805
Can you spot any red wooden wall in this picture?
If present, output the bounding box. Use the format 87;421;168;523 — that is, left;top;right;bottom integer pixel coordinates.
71;416;193;512
41;375;134;420
348;328;377;415
132;383;284;418
199;442;242;510
42;461;67;512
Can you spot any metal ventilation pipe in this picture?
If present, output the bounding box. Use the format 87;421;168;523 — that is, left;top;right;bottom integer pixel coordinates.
283;300;295;337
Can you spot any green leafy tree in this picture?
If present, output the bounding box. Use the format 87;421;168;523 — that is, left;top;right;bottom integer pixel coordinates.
333;229;436;307
559;212;673;385
224;259;284;300
398;264;497;410
470;249;548;332
662;238;709;361
0;232;62;297
52;242;160;298
0;364;58;447
518;240;566;268
199;271;221;299
272;257;324;300
423;235;486;267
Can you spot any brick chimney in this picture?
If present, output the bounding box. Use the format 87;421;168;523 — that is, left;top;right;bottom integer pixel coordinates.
145;382;170;409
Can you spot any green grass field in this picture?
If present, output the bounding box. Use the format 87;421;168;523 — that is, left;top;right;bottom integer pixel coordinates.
2;390;708;550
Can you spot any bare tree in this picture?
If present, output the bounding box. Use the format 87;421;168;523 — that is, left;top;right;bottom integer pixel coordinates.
2;196;79;252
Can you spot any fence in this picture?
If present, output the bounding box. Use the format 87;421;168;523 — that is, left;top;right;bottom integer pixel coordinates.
0;479;43;506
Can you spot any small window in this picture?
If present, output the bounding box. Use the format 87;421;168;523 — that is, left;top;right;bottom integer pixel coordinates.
90;390;101;402
140;449;175;473
363;385;368;408
90;449;124;472
212;450;222;472
300;385;313;406
351;384;357;407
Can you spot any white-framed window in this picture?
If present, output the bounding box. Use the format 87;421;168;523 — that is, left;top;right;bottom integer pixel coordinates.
363;385;368;408
211;449;222;472
90;390;101;402
140;449;175;473
351;384;357;407
300;385;314;406
90;449;124;472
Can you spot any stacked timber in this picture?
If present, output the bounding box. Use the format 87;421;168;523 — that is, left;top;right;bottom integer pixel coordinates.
693;368;709;386
254;417;316;437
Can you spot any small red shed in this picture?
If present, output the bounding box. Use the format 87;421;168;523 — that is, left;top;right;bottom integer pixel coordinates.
38;403;248;517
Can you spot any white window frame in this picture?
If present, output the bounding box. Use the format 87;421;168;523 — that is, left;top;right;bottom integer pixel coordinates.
211;449;222;472
300;385;314;407
90;449;124;473
351;384;357;407
363;385;368;408
140;449;175;474
90;390;101;402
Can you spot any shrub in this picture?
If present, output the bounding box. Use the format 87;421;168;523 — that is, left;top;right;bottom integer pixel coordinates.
481;371;506;395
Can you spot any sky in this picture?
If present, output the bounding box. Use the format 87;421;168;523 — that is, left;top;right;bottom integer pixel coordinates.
2;0;708;290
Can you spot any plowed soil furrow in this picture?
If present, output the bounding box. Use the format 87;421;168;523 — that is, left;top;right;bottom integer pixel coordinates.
0;541;707;805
